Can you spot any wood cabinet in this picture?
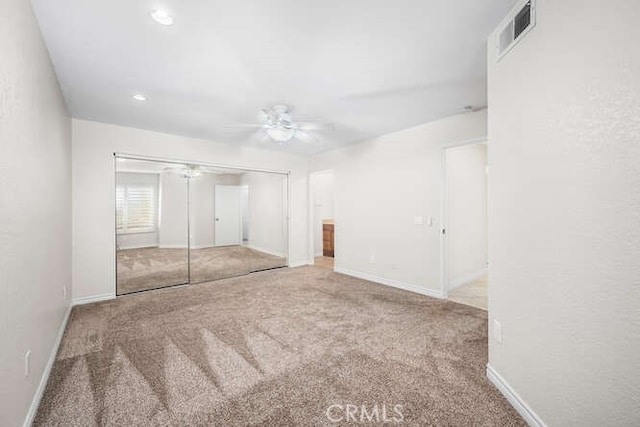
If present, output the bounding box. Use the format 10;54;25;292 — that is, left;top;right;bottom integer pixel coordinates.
323;222;334;257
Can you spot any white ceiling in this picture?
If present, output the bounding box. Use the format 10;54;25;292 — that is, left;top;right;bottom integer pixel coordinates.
32;0;513;155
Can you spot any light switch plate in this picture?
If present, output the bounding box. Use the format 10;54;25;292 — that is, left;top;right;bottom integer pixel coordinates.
414;216;424;225
25;351;31;377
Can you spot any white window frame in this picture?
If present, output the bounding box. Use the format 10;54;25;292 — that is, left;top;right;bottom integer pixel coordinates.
116;175;158;235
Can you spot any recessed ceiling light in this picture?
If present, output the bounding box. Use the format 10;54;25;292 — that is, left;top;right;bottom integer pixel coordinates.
151;9;173;26
132;94;147;101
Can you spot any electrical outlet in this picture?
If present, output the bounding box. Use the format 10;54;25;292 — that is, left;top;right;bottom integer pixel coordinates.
493;319;503;344
25;351;31;377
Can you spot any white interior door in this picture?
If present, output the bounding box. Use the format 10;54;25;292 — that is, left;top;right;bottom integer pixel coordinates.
444;143;488;290
214;185;242;246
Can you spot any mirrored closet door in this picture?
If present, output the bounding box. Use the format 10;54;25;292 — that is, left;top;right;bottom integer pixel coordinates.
189;168;288;284
115;158;189;295
115;156;289;295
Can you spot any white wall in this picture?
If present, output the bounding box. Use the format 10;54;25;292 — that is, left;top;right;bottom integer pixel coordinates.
487;1;640;425
190;173;214;248
241;172;288;257
158;171;189;248
72;119;309;300
241;185;250;241
445;143;488;289
0;0;71;425
117;231;158;250
312;171;335;256
311;110;487;296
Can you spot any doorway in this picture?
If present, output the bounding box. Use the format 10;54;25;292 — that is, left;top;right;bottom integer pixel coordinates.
309;170;335;270
442;142;488;309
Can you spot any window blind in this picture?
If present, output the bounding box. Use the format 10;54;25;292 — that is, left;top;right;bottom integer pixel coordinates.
116;185;156;233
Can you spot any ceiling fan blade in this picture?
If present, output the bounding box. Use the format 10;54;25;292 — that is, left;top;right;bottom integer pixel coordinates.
296;122;334;131
245;129;271;144
162;166;186;175
259;108;274;124
294;130;318;143
259;132;272;143
222;124;264;129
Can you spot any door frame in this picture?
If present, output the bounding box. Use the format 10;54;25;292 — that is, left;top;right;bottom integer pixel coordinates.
308;169;335;267
439;138;488;299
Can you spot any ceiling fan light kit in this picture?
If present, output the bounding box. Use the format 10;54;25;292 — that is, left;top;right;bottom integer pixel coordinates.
265;125;297;143
182;165;201;179
225;104;331;144
263;104;298;143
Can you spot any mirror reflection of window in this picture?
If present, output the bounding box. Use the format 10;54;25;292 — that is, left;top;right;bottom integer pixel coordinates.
115;173;159;247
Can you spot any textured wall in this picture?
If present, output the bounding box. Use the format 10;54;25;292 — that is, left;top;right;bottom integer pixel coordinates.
487;0;640;424
0;0;71;424
241;172;288;257
311;110;487;295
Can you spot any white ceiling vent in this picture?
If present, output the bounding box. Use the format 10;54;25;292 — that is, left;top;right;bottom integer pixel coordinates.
496;0;536;60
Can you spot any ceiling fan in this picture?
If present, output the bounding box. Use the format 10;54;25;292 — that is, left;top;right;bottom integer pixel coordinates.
224;105;333;143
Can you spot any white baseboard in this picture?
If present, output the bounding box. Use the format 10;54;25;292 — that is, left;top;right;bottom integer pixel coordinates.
245;244;285;258
334;267;443;299
448;267;488;290
189;244;214;250
117;244;158;250
72;293;115;306
289;259;310;268
486;364;546;427
23;304;72;427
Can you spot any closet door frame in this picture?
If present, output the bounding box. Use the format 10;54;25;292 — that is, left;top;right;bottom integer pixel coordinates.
113;153;291;296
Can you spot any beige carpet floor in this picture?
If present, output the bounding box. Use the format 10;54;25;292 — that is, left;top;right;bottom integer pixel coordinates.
35;266;524;426
117;246;286;295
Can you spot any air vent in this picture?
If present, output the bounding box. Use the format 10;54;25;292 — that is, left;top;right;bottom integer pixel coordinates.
497;0;536;60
